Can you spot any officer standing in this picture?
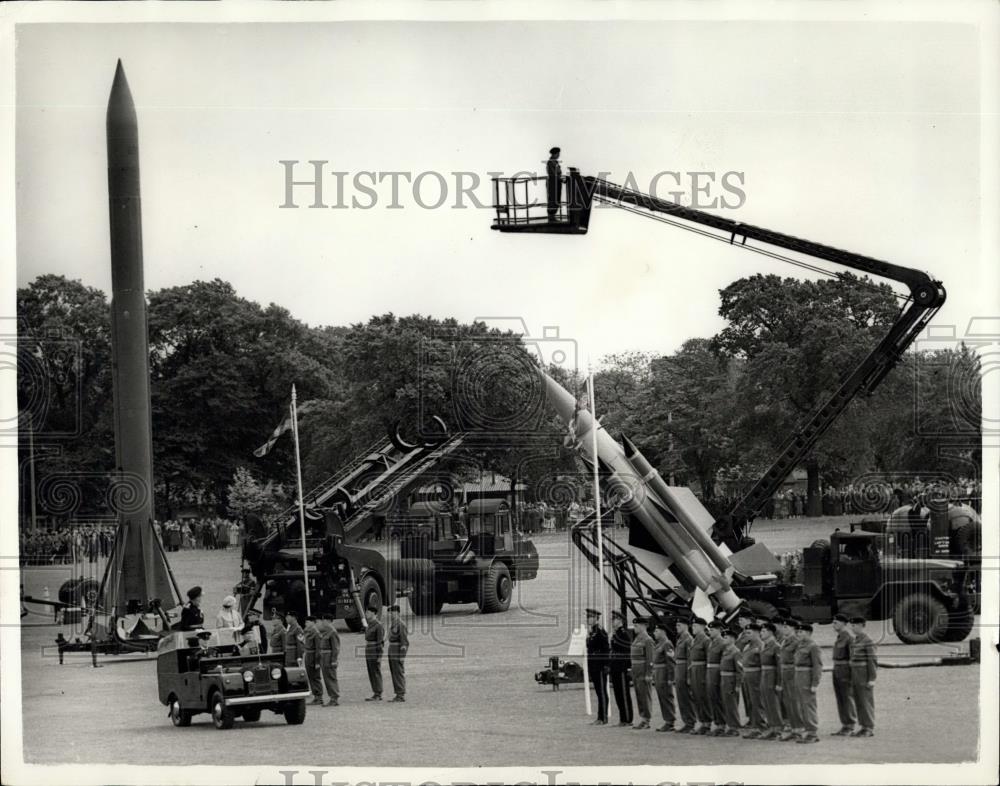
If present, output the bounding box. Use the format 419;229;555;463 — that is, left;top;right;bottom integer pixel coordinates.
283;609;305;668
302;616;323;705
387;605;409;703
757;621;784;740
651;624;676;732
629;617;655;729
740;622;767;738
848;616;877;737
705;620;727;735
687;617;710;734
177;586;204;631
673;617;696;733
364;606;385;701
778;618;802;741
546;147;562;221
608;610;634;727
585;608;610;725
830;613;858;736
718;628;744;736
793;622;823;744
268;610;286;657
317;611;340;706
735;608;754;725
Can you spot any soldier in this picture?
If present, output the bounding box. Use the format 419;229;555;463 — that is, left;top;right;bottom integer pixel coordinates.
316;611;340;706
777;618;803;741
848;616;877;737
719;627;744;736
651;623;676;732
241;607;268;654
585;608;610;725
177;586;204;631
387;605;409;703
608;610;634;727
283;609;305;668
629;617;655;729
546;147;562;221
757;621;784;740
794;622;823;743
830;613;858;736
735;608;754;726
741;622;767;738
302;616;323;705
268;610;286;657
705;620;727;735
364;606;385;701
673;617;696;733
687;616;711;734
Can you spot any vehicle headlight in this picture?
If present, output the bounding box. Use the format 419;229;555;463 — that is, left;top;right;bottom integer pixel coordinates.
242;670;254;683
271;667;282;679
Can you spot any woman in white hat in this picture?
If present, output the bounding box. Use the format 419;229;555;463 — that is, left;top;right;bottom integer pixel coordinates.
215;595;243;630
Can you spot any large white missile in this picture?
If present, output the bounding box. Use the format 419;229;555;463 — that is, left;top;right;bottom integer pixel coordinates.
539;370;741;613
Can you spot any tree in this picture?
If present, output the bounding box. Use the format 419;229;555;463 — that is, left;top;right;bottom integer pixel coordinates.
227;466;288;527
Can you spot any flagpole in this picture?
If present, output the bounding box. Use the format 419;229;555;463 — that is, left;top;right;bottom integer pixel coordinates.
290;384;311;616
587;374;607;625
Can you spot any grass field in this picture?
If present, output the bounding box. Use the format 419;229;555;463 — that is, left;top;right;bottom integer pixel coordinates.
17;516;983;766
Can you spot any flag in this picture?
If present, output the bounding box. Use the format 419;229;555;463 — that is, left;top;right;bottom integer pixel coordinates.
254;400;317;457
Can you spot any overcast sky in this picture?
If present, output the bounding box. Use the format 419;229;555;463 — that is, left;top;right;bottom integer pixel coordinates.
15;20;989;368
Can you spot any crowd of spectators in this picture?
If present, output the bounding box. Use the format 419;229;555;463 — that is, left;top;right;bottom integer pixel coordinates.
154;517;244;552
518;501;606;534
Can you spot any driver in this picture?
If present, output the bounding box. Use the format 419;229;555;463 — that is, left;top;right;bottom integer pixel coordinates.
189;629;220;663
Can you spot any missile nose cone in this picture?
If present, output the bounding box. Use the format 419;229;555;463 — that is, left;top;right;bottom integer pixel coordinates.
107;59;137;131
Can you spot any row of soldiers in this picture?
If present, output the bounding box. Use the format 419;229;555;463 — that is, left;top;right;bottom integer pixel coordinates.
586;608;877;743
267;605;410;706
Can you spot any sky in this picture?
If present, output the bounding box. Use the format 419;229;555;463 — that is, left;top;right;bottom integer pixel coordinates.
14;19;991;369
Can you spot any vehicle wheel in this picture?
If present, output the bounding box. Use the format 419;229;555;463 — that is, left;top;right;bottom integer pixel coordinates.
893;592;949;644
810;539;830;551
344;613;364;633
409;584;444;616
242;707;262;722
745;600;779;621
478;562;512;613
359;574;383;617
210;693;235;730
942;604;975;642
58;578;82;606
283;699;307;725
169;697;192;727
78;579;100;608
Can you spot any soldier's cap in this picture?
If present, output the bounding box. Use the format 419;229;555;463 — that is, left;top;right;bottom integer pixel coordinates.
707;620;724;630
549;147;561;155
286;609;299;617
720;627;735;638
321;612;335;620
762;622;777;633
187;586;202;601
799;622;814;633
833;613;849;623
737;608;753;618
388;604;401;612
784;619;799;629
194;629;212;639
691;616;708;626
849;616;867;625
585;607;601;617
611;610;625;620
748;622;762;631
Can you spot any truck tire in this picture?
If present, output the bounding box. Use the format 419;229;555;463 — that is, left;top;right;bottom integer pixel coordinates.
892;593;949;644
169;697;192;727
478;562;512;614
241;708;262;722
345;574;384;632
210;693;235;730
283;699;307;725
409;584;443;616
78;579;100;608
942;605;975;642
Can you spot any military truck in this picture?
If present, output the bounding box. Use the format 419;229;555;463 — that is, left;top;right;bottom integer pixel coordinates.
389;499;540;615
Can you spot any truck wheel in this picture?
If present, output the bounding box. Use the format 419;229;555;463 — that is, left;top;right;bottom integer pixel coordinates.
283;699;307;725
942;606;975;642
242;708;262;722
78;579;100;608
169;697;192;727
478;562;512;613
893;593;949;644
344;614;364;633
210;694;235;730
409;585;443;616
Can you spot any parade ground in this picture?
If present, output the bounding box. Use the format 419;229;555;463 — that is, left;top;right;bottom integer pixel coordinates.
18;515;982;767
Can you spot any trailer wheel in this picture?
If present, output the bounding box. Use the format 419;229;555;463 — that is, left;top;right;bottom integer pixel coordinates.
893;592;949;644
942;604;975;642
211;693;235;730
169;697;192;727
283;699;307;725
478;562;512;613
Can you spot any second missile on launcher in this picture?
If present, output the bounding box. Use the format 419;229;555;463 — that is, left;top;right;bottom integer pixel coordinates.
538;370;742;613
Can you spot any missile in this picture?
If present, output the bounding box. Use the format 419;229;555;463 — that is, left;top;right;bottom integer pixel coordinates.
539;370;741;613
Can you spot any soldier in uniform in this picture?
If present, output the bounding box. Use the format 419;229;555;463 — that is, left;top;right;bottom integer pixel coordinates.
705;620;727;735
268;610;286;657
629;617;655;729
735;608;754;726
758;621;784;740
778;618;803;741
302;616;323;705
317;611;340;706
687;617;711;734
387;605;409;702
719;628;744;736
283;609;305;668
830;613;858;736
741;622;767;738
177;586;204;631
673;617;696;732
651;623;676;732
545;147;562;221
793;622;823;743
848;616;877;737
364;606;385;701
608;610;634;726
585;608;610;725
